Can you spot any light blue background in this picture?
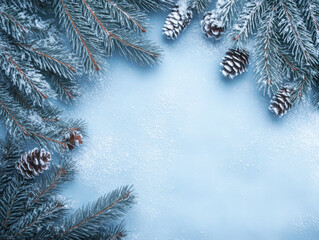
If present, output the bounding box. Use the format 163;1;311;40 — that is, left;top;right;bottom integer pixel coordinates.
6;10;319;240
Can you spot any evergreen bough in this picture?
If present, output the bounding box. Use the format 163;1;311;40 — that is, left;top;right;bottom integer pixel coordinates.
205;0;319;117
0;0;171;151
0;139;136;239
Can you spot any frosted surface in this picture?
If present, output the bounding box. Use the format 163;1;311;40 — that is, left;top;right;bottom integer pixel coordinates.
63;14;319;240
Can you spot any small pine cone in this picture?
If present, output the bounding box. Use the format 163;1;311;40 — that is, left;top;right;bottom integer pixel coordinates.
221;48;249;78
65;131;83;150
163;5;193;39
16;148;51;179
201;10;225;39
269;87;293;117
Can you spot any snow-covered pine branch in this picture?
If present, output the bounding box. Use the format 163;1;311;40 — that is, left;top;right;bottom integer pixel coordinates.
211;0;319;116
57;185;136;239
0;141;136;239
56;0;161;71
54;0;102;72
231;0;268;45
188;0;213;13
126;0;174;12
298;0;319;46
254;1;282;95
216;0;240;29
278;0;317;66
102;0;148;32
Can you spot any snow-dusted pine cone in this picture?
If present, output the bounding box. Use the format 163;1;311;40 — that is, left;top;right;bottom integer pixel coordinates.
16;148;51;179
269;87;293;117
162;5;193;39
65;131;83;150
221;48;249;78
201;10;225;39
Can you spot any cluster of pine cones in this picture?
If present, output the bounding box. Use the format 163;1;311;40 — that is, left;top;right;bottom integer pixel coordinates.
162;3;293;118
163;4;226;40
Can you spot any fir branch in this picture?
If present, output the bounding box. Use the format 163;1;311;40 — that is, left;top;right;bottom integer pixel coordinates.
13;89;32;110
298;0;319;45
0;178;28;231
55;0;100;72
103;0;147;32
17;43;76;79
10;201;66;239
59;186;135;239
0;6;28;41
79;0;160;65
215;0;240;29
125;0;174;12
0;140;135;239
92;222;127;240
279;0;317;65
277;48;299;72
2;50;49;100
188;0;212;13
255;2;282;95
29;131;67;149
0;139;21;192
46;73;79;103
0;90;29;136
232;0;267;44
30;159;76;205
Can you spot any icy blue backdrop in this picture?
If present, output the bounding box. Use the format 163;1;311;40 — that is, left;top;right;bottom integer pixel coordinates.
61;13;319;240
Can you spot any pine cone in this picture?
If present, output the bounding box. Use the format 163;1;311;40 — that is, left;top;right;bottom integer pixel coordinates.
201;10;225;39
269;87;293;117
163;5;193;39
16;148;51;179
65;131;83;150
221;48;249;78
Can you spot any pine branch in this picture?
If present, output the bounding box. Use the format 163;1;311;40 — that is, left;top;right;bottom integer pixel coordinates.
45;73;80;103
92;222;127;240
79;0;160;65
279;0;317;66
55;0;101;72
0;86;83;152
215;0;240;29
1;49;50;101
255;2;282;95
0;6;28;41
277;48;299;72
59;186;135;239
125;0;174;12
298;0;319;45
30;159;76;206
102;0;148;32
0;139;135;239
232;0;267;44
188;0;212;13
0;178;29;231
10;201;66;239
0;139;22;192
0;89;30;136
17;43;76;79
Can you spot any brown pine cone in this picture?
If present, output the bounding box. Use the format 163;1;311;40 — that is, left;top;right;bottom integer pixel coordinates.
162;5;193;39
201;10;225;39
269;87;294;117
221;48;249;78
16;148;51;179
65;131;83;150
